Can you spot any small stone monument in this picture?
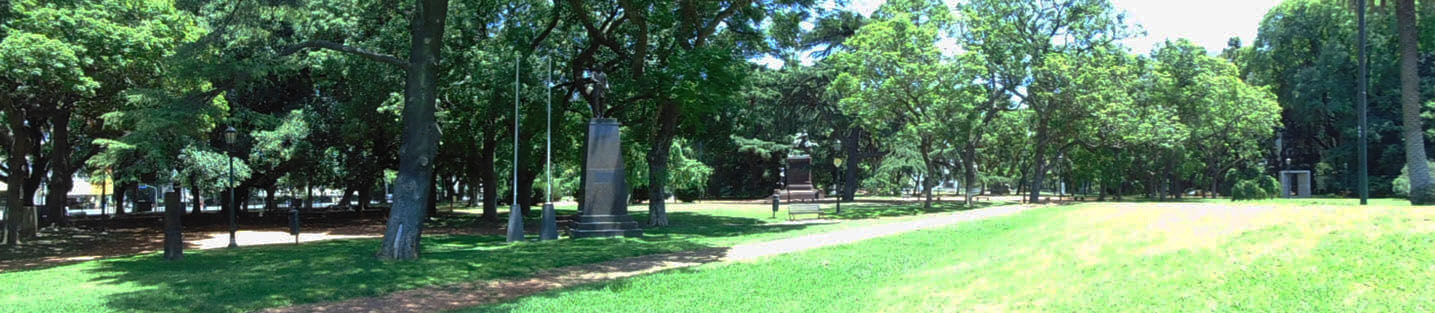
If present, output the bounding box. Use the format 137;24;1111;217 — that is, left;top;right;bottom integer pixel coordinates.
163;189;184;261
776;156;820;201
1279;170;1312;198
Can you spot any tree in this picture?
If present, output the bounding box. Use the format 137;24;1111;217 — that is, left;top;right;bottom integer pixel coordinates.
1395;0;1433;204
565;0;815;226
831;0;972;209
375;0;449;260
959;0;1135;203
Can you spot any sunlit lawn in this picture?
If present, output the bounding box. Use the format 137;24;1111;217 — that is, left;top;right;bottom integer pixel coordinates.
0;198;999;313
460;199;1435;313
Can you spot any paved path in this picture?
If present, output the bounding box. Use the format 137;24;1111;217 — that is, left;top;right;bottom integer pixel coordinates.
258;204;1036;313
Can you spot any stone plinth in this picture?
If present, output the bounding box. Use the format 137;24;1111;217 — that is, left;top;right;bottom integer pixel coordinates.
778;156;820;201
573;119;643;238
1279;170;1312;198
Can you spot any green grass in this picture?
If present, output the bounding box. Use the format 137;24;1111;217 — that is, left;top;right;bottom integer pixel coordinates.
0;199;996;313
0;235;703;313
457;200;1435;313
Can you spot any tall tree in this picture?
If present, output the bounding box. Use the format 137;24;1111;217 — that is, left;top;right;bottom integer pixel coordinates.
831;0;970;209
1395;0;1433;204
376;0;450;260
959;0;1135;203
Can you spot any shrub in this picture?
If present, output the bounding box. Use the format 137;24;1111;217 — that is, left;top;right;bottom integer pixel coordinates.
1230;180;1267;201
1393;160;1435;198
1231;175;1280;201
1259;175;1281;197
674;188;701;203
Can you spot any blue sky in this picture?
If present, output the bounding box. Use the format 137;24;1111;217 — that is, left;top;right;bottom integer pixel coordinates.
757;0;1284;68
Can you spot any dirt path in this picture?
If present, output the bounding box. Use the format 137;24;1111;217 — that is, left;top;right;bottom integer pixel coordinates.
259;204;1035;313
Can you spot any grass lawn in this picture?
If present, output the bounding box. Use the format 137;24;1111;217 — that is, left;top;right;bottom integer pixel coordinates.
458;199;1435;313
0;199;996;313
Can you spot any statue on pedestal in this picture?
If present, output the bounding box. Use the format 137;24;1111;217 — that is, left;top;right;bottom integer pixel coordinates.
573;70;642;238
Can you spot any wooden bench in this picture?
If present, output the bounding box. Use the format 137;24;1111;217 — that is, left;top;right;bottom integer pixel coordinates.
788;203;824;220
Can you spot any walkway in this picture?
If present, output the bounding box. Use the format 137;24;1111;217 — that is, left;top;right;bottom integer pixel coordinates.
258;204;1035;313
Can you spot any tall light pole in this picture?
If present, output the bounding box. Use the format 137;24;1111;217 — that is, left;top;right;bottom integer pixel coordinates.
1357;0;1369;205
225;126;238;248
541;57;558;240
507;55;525;242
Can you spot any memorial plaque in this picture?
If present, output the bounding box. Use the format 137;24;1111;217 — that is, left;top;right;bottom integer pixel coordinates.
572;118;643;238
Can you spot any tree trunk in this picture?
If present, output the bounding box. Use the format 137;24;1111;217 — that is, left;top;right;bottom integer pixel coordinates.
378;0;449;261
919;138;935;210
1097;179;1107;201
518;167;537;215
477;134;499;221
358;177;373;212
191;183;204;215
45;111;73;226
6;103;29;244
962;144;978;207
113;182;130;215
339;187;355;208
646;100;680;227
1397;0;1434;204
1027;130;1050;203
427;174;437;216
842;130;860;201
264;185;278;211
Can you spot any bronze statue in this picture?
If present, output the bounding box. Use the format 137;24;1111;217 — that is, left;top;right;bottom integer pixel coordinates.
587;71;609;118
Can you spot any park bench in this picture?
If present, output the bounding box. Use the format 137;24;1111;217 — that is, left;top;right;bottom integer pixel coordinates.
788;203;824;220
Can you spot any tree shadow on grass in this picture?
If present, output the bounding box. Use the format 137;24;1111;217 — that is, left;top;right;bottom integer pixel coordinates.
86;235;709;313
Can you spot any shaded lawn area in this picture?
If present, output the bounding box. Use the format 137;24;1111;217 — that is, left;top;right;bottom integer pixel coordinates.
0;235;703;313
0;199;1001;313
459;200;1435;313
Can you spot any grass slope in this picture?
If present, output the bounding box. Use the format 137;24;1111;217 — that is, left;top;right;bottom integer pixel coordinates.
459;199;1435;313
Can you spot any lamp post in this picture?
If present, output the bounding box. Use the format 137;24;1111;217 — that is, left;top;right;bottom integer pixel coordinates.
1357;0;1369;205
1056;154;1064;201
506;55;525;243
224;126;238;248
540;57;557;241
834;158;843;214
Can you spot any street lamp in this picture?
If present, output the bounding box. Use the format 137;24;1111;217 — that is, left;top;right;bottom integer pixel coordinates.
834;157;844;214
1056;154;1064;201
225;126;238;248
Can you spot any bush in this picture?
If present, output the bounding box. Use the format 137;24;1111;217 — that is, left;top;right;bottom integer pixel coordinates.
674;188;701;203
1231;175;1279;201
1259;175;1281;197
1393;160;1435;199
1230;180;1266;201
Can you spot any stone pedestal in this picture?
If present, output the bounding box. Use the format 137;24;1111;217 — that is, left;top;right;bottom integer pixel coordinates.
163;191;184;261
540;203;558;240
573;119;643;238
778;156;820;201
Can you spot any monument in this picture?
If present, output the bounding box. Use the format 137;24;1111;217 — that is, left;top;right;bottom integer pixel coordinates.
1279;170;1312;198
776;155;821;202
572;72;643;238
163;187;183;261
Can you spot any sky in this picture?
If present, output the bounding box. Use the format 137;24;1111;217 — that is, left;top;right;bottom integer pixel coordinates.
756;0;1285;68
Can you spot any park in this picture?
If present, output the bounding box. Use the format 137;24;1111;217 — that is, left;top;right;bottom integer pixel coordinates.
2;0;1435;312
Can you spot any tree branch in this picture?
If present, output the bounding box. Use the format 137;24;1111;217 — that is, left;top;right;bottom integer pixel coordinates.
694;0;752;48
279;40;409;70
